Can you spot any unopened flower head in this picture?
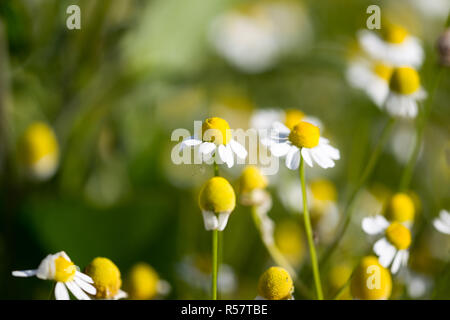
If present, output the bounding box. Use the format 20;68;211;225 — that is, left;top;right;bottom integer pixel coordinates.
239;166;271;210
350;256;392;300
264;120;339;170
180;117;247;168
257;266;294;300
385;193;415;225
127;263;170;300
328;262;353;300
362;215;412;274
85;257;127;300
433;209;450;235
357;24;424;67
21;122;59;180
274;220;305;267
198;177;236;231
12;251;96;300
384;66;426;118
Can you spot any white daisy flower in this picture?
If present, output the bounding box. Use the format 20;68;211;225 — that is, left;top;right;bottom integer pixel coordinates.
250;108;323;133
433;209;450;235
384;66;427;118
180;117;247;168
357;24;424;68
264;120;340;170
346;59;393;107
362;215;412;274
12;251;96;300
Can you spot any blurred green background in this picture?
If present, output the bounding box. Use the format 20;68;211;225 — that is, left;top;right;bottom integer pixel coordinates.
0;0;449;299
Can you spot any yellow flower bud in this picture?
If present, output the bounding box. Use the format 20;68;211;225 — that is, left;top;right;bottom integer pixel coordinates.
85;257;122;299
385;193;415;223
127;263;160;300
239;166;268;194
284;109;305;130
389;67;420;95
199;177;236;213
258;267;294;300
351;256;392;300
202;117;232;145
288;121;320;149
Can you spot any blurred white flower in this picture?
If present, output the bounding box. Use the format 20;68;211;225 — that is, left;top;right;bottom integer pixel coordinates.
433;210;450;235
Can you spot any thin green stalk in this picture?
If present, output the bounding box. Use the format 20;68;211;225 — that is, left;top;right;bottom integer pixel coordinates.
399;68;444;191
212;229;219;300
299;156;323;300
320;117;396;266
213;162;219;177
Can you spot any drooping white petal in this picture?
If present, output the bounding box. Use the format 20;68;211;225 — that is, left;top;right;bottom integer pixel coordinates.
217;212;231;231
374;238;397;268
271;121;290;136
12;269;37;278
75;271;94;284
55;282;70;300
157;280;172;295
285;146;300;170
433;218;450;235
181;137;202;151
310;147;334;169
229;140;248;159
391;251;404;274
65;281;91;300
115;290;128;300
301;148;313;167
439;210;450;225
270;142;291;157
199;142;217;155
74;276;97;295
362;215;389;235
225;144;235;168
202;211;219;231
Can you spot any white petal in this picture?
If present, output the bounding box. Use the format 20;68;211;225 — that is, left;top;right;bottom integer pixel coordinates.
272;121;290;135
199;142;216;155
285;147;300;170
391;251;403;274
225;144;234;168
310;147;334;168
181;137;202;151
12;270;37;277
157;280;171;296
301;148;313;167
75;271;94;284
74;276;97;295
217;212;231;231
434;218;450;235
66;281;91;300
55;282;70;300
229;140;247;159
439;210;450;225
202;211;218;231
375;238;396;268
270;142;291;157
115;290;128;300
362;215;389;235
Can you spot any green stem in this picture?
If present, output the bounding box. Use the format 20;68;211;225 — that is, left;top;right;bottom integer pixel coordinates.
320;117;396;266
299;156;323;300
213;162;219;177
212;229;219;300
399;68;444;191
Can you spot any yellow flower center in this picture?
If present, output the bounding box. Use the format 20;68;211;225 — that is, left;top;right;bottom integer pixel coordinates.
350;256;392;300
54;256;76;283
389;67;420;95
386;193;415;223
257;267;293;300
284;109;305;130
274;221;304;266
385;222;411;250
85;257;122;299
22;122;59;166
382;24;409;44
198;177;236;213
310;179;337;202
372;63;393;81
202;117;231;145
288;121;320;149
239;166;268;193
127;263;159;300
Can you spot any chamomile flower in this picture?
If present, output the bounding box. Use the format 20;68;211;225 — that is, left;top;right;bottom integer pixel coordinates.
385;193;415;227
346;59;393;107
384;66;427;118
127;263;171;300
239;166;271;211
12;251;96;300
20;122;59;181
362;215;412;273
181;117;247;168
265;120;340;170
357;24;424;67
433;210;450;235
251;108;322;133
256;266;294;300
84;257;127;300
350;256;392;300
274;220;305;268
198;176;236;231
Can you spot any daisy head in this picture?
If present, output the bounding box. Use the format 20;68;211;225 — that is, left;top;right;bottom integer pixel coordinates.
357;23;424;67
384;66;427;118
181;117;247;168
12;251;96;300
84;257;127;300
20;122;59;181
385;193;415;226
126;263;170;300
362;215;412;274
274;220;305;267
267;120;340;170
256;266;294;300
433;209;450;235
239;165;271;210
350;256;392;300
198;176;236;231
